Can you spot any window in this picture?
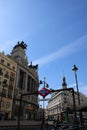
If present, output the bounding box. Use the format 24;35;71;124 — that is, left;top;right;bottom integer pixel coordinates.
4;71;9;78
12;66;15;70
18;69;26;89
64;93;66;96
3;79;8;87
7;63;10;67
2;89;6;97
10;72;15;81
8;89;12;98
6;102;10;109
27;75;31;92
0;68;3;75
1;59;4;63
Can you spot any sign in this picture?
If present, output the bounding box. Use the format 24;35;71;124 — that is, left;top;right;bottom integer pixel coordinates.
38;87;51;98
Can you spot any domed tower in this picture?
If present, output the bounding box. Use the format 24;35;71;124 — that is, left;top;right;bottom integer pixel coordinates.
11;41;28;65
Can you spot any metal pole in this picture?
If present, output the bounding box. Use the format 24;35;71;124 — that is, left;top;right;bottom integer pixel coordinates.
71;88;78;127
43;77;46;88
71;88;77;120
43;77;46;125
72;65;80;105
74;71;80;105
43;97;45;125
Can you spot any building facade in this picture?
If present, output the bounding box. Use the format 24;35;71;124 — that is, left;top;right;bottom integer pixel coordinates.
0;41;40;120
0;52;17;120
47;77;87;124
10;42;39;120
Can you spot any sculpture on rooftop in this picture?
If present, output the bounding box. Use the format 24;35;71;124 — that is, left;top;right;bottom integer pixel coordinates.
13;41;27;50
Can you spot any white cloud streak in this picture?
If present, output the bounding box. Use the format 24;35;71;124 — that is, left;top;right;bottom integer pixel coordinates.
80;85;87;96
68;82;87;96
1;34;87;67
33;34;87;66
0;35;27;54
0;39;16;53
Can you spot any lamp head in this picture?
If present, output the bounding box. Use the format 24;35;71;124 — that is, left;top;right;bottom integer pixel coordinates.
72;64;78;72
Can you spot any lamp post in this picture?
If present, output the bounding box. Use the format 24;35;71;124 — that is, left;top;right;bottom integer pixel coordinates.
72;65;80;105
39;77;49;125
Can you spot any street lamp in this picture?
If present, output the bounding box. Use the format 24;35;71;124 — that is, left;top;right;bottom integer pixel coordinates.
40;77;49;88
72;65;80;105
39;77;49;125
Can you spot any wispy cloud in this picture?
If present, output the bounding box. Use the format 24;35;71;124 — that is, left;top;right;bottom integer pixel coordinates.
80;85;87;96
33;34;87;66
68;82;87;96
68;83;76;89
0;40;15;53
0;35;28;54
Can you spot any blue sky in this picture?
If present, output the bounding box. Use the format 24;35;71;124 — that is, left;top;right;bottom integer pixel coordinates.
0;0;87;98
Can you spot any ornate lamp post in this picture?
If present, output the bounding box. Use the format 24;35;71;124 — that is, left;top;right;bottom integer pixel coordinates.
72;65;80;105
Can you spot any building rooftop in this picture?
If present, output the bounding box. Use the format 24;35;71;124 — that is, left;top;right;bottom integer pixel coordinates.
13;41;27;50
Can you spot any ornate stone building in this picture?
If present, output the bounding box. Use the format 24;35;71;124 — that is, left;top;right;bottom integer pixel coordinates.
47;77;87;124
0;41;39;120
10;42;39;120
0;52;17;120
